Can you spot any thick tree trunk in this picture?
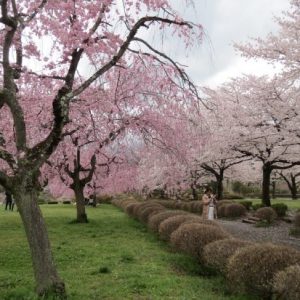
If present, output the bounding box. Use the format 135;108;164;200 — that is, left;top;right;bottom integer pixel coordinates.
262;164;272;207
216;170;224;200
74;183;88;223
191;183;198;200
290;177;298;200
14;188;66;298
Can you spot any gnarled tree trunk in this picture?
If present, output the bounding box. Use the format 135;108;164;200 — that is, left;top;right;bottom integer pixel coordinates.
14;187;65;298
262;164;272;207
73;182;88;223
216;171;224;200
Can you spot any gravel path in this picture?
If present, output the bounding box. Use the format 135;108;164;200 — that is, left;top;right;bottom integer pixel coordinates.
216;219;300;250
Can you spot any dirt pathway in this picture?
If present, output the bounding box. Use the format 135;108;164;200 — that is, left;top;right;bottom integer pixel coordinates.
217;219;300;250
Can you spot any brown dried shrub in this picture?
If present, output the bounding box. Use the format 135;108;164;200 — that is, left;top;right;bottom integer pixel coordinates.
132;202;160;218
189;201;203;214
125;202;142;218
255;207;277;223
179;202;191;211
227;243;300;299
96;194;113;204
137;204;165;223
203;238;252;274
154;200;177;209
158;214;195;241
170;223;230;260
273;264;300;300
224;203;247;218
216;200;233;208
120;200;137;210
217;204;229;218
112;199;135;210
147;210;187;232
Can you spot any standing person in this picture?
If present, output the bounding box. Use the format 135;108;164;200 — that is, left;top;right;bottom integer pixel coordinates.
11;196;15;211
201;187;217;220
5;191;12;211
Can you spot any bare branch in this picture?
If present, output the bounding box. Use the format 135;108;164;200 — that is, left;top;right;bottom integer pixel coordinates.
71;16;193;98
0;148;16;169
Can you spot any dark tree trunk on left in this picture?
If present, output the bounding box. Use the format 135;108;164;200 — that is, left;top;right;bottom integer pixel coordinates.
14;183;65;298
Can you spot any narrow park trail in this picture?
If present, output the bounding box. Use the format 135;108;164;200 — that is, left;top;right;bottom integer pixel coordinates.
217;219;300;250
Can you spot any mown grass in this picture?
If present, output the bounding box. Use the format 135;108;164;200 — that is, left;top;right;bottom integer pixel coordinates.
236;198;300;210
0;204;254;300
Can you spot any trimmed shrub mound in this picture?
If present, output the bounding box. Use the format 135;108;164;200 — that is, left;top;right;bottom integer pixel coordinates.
96;194;113;204
189;201;203;214
273;264;300;300
238;201;252;210
224;203;247;218
294;212;300;227
179;202;191;211
216;200;233;208
125;202;142;218
147;210;187;232
154;200;177;209
202;238;252;274
133;202;161;218
158;214;195;241
271;203;288;218
227;243;300;299
138;205;165;224
170;223;230;261
217;204;229;218
255;207;277;223
112;198;137;210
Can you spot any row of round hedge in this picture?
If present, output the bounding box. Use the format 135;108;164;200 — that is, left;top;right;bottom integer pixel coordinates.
111;197;300;299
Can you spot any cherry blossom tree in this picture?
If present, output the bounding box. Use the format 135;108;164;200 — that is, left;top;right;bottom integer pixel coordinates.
236;0;300;82
212;75;300;206
0;1;202;297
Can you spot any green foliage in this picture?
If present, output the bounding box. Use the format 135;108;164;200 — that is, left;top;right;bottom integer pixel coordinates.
231;181;261;197
0;205;250;300
223;193;244;200
252;203;264;211
271;203;288;217
48;201;59;204
255;220;272;228
238;201;252;210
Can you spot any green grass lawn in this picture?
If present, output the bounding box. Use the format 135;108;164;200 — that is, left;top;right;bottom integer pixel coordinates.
240;198;300;210
0;204;254;300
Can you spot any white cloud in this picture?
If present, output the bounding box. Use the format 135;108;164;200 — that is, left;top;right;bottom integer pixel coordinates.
169;0;291;86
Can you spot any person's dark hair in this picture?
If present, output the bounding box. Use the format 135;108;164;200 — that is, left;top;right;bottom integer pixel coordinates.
204;187;212;194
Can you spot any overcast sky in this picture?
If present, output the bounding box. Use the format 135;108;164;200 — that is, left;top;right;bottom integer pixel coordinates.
168;0;290;87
